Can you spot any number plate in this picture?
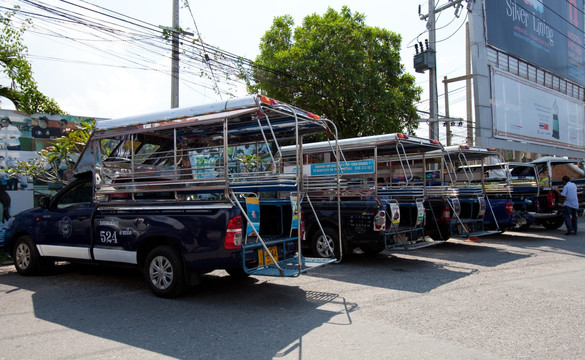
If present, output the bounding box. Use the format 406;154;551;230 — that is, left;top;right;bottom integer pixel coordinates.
258;246;278;266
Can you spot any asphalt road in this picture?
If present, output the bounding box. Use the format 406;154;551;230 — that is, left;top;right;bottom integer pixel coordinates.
0;227;584;360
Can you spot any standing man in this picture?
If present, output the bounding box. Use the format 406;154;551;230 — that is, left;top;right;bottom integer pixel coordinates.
0;116;21;150
560;175;579;235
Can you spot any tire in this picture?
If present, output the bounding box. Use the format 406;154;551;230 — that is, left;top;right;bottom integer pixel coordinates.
12;235;42;276
428;223;451;241
541;217;564;230
311;227;340;259
360;244;385;256
144;246;186;298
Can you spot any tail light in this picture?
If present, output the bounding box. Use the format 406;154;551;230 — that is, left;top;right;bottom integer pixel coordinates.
224;215;242;249
536;199;541;213
441;205;452;223
373;210;386;231
505;201;514;216
546;192;556;208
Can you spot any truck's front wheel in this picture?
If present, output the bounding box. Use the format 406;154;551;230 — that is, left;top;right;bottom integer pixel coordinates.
145;246;186;298
13;236;41;276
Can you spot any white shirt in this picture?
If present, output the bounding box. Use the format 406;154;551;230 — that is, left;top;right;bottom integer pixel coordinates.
561;181;579;209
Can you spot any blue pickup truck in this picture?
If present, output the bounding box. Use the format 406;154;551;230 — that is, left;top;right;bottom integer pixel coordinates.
3;95;340;297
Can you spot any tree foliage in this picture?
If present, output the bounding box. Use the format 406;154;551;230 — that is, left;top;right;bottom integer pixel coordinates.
0;7;64;114
247;7;421;138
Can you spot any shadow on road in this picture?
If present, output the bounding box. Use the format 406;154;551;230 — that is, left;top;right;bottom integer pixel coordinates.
303;233;535;293
0;264;357;359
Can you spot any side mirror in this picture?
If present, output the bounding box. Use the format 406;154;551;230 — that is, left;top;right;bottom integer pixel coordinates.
38;196;50;209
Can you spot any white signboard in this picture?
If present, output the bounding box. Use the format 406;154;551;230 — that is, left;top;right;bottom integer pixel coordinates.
492;68;585;150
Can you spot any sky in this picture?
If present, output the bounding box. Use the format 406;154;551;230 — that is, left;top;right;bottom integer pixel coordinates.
2;0;470;142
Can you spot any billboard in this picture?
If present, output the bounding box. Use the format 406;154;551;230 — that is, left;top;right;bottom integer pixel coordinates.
492;68;585;150
485;0;585;87
0;109;97;213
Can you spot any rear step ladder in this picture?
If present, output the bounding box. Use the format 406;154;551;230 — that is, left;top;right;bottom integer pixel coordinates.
229;190;336;277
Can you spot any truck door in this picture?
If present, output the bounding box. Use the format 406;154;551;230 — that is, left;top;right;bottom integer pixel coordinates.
35;178;94;260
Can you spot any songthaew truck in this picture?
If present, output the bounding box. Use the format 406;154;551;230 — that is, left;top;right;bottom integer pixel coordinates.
451;149;514;232
424;145;502;239
509;157;585;230
281;133;444;259
3;95;342;297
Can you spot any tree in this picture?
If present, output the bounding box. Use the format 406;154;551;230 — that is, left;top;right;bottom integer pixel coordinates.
1;7;64;114
247;7;421;138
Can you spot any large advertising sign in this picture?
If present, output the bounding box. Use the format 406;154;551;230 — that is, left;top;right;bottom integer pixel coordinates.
0;109;97;214
485;0;585;87
492;68;585;150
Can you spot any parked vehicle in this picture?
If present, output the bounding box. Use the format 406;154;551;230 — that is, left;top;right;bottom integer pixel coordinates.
281;133;444;259
509;157;585;230
424;145;502;239
454;160;514;232
3;95;341;297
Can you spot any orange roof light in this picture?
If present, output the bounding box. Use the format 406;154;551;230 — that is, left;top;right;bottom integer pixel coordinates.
459;145;470;149
397;133;409;139
306;112;320;119
259;95;278;105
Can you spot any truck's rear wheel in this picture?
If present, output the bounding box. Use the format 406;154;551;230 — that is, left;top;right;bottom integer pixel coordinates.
428;223;451;241
360;244;385;256
145;246;186;298
541;217;564;230
311;227;339;259
13;236;41;276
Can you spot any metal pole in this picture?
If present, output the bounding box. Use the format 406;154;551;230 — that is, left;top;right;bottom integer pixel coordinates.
171;0;179;108
466;22;473;145
428;0;439;141
444;76;451;146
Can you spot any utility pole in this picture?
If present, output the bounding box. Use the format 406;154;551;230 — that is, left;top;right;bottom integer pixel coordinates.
171;0;179;108
418;0;467;141
465;22;473;145
428;0;439;141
